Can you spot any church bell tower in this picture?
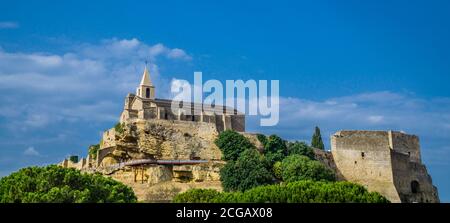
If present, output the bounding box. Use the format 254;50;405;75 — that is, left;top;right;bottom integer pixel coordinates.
136;64;155;99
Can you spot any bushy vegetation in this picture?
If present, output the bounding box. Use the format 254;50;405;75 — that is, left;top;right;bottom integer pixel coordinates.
114;122;125;134
263;135;288;166
173;180;389;203
215;130;336;193
0;165;137;203
180;128;389;203
256;134;268;147
281;155;335;182
215;130;255;161
287;141;315;159
220;149;272;192
272;161;283;180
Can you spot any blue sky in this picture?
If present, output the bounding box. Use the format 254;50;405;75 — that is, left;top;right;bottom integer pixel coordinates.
1;0;449;201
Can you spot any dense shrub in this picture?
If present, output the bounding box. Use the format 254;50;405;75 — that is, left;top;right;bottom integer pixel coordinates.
256;134;268;147
215;130;255;161
220;149;273;192
272;161;283;180
264;135;287;155
114;122;125;134
0;165;137;203
173;180;389;203
287;141;315;160
263;135;288;165
281;155;335;182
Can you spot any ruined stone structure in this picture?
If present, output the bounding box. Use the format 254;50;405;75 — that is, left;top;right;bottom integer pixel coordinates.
60;67;439;202
330;130;439;203
119;66;245;132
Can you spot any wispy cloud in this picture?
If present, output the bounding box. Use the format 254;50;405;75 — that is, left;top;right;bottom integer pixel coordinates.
0;38;191;131
23;147;40;156
0;21;19;29
0;37;194;180
248;91;450;167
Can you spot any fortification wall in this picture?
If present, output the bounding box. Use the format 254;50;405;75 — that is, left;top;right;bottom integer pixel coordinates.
331;131;401;202
390;131;421;163
101;129;116;149
331;130;439;203
391;151;439;203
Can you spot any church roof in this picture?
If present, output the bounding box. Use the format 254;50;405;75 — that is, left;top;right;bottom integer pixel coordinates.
140;65;152;86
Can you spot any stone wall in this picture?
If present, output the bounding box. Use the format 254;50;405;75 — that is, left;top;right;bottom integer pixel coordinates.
107;161;224;202
120;95;245;133
391;151;439;203
330;130;439;203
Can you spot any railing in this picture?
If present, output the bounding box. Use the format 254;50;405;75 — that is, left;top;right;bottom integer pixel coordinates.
92;159;209;173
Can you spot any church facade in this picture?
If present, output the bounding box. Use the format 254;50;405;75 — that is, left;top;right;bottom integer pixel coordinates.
119;66;245;132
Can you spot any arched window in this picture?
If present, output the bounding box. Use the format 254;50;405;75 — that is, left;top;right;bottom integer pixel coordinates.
411;180;420;194
146;88;150;98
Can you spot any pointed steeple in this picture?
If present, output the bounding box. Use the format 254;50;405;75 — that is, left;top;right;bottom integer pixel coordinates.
140;64;152;86
136;63;156;99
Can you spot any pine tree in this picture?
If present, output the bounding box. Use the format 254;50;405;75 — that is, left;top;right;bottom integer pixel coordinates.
311;126;325;150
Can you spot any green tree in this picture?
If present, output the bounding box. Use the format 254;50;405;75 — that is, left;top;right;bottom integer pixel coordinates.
287;141;315;159
272;161;282;180
256;134;268;147
220;149;273;192
0;165;137;203
281;155;335;182
311;126;325;150
173;180;389;203
215;130;255;161
263;135;288;165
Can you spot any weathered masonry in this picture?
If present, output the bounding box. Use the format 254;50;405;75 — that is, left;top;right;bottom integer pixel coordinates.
331;130;439;203
119;66;245;132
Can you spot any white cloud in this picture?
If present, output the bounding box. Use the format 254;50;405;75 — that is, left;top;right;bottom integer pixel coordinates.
167;48;191;60
0;38;192;132
248;91;450;165
23;147;40;156
367;115;384;123
0;21;19;29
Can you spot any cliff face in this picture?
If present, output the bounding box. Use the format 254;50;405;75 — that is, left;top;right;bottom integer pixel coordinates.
59;119;225;202
99;119;223;165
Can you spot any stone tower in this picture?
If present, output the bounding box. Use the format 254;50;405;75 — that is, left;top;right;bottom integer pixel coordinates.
136;65;155;99
330;130;439;203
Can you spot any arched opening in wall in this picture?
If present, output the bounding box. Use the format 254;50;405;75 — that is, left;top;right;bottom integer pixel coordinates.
411;180;420;194
146;88;150;98
164;112;168;120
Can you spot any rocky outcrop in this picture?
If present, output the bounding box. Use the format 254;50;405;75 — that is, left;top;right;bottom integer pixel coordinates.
75;119;224;201
97;119;222;166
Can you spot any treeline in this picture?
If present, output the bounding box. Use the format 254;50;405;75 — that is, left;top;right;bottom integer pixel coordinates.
173;180;389;203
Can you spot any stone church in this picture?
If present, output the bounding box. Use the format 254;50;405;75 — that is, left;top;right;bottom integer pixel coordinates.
119;66;245;132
